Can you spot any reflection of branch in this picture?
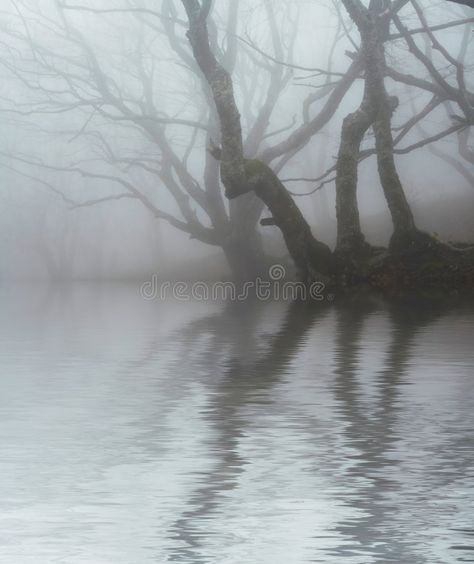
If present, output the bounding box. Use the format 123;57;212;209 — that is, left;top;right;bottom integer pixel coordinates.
167;301;329;561
329;298;448;563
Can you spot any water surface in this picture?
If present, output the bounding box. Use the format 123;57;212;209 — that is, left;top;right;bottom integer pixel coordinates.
0;286;473;563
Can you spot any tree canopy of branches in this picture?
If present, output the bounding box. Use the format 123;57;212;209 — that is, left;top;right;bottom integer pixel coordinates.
0;0;473;290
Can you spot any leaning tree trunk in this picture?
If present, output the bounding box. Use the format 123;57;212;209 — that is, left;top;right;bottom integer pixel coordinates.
245;159;334;282
182;0;333;282
335;84;402;256
335;93;374;255
359;8;422;250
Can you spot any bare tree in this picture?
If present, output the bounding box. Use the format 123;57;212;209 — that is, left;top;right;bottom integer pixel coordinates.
1;0;472;289
182;0;335;282
0;0;306;280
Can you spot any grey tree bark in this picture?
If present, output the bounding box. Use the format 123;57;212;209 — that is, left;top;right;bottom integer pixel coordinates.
335;95;374;254
182;0;334;281
340;0;426;251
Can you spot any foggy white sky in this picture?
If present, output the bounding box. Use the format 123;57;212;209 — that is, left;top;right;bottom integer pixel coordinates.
0;0;472;280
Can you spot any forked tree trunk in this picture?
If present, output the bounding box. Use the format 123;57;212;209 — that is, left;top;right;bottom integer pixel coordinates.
341;0;423;251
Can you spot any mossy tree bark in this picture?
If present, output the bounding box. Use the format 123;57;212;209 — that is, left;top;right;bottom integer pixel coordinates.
335;95;374;255
341;0;424;251
182;0;333;281
363;17;418;244
181;1;247;200
245;160;333;281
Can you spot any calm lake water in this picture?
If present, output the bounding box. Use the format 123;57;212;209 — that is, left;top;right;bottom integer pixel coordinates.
0;285;473;564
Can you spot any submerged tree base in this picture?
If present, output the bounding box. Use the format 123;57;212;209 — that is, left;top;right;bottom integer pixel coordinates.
331;241;474;296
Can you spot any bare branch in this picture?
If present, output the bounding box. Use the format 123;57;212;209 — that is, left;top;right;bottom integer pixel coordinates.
58;3;185;25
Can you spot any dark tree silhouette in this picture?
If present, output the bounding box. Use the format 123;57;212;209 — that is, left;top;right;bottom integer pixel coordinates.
181;0;473;290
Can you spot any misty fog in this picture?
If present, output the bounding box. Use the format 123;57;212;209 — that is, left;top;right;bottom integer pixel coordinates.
0;0;472;281
0;2;473;563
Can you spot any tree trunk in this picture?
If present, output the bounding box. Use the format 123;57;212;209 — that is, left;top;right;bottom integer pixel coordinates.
364;20;416;237
246;160;334;282
226;194;266;281
345;1;424;251
335;97;373;254
223;231;265;282
373;108;417;240
311;138;331;234
182;0;333;282
204;129;266;281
